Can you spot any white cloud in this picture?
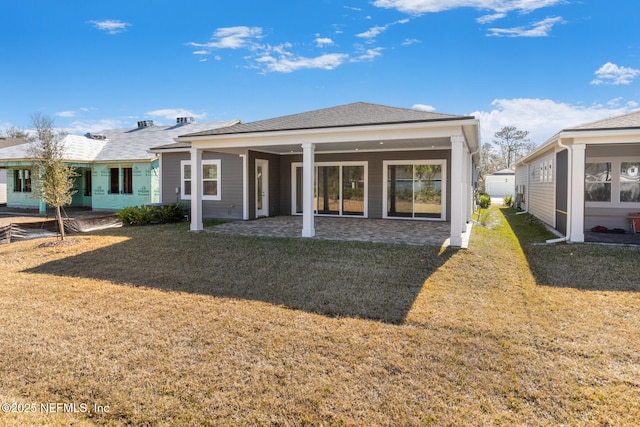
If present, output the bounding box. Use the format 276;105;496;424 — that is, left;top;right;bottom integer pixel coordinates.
188;26;263;51
476;13;506;24
472;98;638;145
63;119;124;135
146;109;207;123
89;20;130;35
55;111;78;118
412;104;436;112
315;37;335;47
590;62;640;85
487;16;564;37
256;53;349;73
372;0;563;16
402;38;421;45
351;48;384;62
356;19;410;41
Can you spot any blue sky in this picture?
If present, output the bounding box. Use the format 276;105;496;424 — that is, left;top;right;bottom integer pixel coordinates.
1;0;639;145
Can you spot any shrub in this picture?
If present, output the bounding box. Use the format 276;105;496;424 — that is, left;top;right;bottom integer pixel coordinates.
478;194;491;209
117;203;187;226
503;195;514;207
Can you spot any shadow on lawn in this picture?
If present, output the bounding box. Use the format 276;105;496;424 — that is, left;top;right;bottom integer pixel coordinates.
24;224;457;324
501;207;640;292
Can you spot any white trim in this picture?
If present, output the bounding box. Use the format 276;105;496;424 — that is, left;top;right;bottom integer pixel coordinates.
255;159;269;218
291;161;369;218
240;154;249;220
180;159;222;201
585;156;640;208
382;159;447;221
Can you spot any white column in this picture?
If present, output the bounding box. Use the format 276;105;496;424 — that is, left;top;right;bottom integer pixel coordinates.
240;154;249;220
190;148;203;231
450;136;465;247
569;144;585;242
301;142;315;237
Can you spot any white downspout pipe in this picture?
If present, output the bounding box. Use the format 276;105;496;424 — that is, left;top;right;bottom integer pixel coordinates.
516;159;529;215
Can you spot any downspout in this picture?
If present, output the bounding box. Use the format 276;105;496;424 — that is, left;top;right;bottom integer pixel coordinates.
516;159;529;214
546;138;571;244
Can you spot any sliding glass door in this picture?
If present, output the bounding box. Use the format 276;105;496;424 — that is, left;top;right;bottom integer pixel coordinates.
292;162;367;217
384;161;445;220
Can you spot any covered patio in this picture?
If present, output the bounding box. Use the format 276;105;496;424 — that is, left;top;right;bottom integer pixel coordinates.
204;216;472;247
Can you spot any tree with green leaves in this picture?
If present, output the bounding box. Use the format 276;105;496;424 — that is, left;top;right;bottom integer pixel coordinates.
29;113;77;240
493;125;534;169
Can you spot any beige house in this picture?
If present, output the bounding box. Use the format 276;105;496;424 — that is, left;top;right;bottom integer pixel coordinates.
514;111;640;242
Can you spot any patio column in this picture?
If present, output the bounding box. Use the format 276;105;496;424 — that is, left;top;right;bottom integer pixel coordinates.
190;148;203;231
568;144;586;242
301;142;315;237
450;136;465;247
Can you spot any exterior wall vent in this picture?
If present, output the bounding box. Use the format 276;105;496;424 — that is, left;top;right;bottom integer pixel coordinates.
177;117;195;125
137;120;155;128
84;133;107;140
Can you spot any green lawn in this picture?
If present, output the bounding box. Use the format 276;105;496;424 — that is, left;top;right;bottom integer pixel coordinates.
0;207;638;426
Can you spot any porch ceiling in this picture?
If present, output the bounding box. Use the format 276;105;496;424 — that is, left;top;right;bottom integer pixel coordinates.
202;136;453;155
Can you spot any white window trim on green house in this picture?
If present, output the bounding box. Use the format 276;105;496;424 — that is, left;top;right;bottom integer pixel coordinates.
180;159;221;201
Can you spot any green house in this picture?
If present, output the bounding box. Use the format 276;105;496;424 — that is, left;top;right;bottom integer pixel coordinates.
0;118;239;212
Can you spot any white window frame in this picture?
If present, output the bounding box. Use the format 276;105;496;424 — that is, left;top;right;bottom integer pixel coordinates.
382;159;447;221
181;159;221;201
586;156;640;208
291;161;368;217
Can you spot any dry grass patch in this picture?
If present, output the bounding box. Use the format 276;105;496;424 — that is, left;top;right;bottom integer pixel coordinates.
0;211;639;426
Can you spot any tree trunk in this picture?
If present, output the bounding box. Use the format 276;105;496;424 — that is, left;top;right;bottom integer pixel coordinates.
55;205;65;240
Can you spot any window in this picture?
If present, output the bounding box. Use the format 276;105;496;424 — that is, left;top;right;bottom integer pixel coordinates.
384;160;446;220
585;162;612;202
13;169;32;193
84;169;92;196
122;167;133;194
181;159;221;200
291;162;367;217
109;168;120;194
202;162;218;198
620;162;640;203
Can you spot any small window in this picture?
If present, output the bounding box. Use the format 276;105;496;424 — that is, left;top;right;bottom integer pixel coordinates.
585;162;612;202
181;159;220;200
109;168;120;194
122;167;133;194
202;162;218;198
13;169;32;193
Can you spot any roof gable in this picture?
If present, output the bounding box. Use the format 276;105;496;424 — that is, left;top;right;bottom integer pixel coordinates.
181;102;473;138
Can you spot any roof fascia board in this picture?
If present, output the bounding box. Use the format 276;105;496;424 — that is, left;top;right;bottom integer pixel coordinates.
180;121;476;149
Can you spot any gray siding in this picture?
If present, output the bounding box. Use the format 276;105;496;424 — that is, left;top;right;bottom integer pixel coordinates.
279;150;452;220
161;151;244;220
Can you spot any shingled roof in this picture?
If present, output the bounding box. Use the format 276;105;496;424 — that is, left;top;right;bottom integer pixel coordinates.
181;102;473;138
566;110;640;131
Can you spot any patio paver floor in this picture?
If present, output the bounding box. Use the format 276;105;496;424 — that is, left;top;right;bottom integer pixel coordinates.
204;216;471;247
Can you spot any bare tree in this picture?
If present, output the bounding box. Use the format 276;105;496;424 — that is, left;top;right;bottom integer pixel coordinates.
493;126;531;169
0;125;32;140
29;113;77;240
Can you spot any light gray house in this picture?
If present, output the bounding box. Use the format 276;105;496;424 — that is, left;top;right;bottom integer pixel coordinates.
153;102;480;247
514;110;640;242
